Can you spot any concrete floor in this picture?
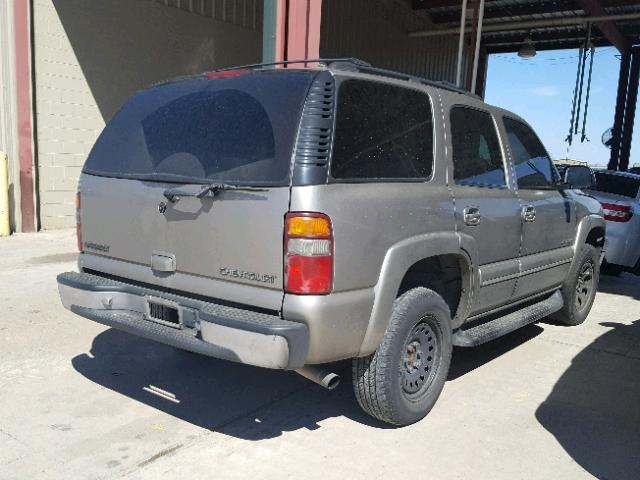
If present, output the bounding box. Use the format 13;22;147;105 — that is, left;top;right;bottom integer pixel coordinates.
1;229;639;480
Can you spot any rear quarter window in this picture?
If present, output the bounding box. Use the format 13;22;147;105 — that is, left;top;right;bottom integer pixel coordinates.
330;79;434;180
450;107;505;187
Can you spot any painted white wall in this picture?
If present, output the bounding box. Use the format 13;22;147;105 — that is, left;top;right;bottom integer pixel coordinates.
33;0;262;229
0;0;22;232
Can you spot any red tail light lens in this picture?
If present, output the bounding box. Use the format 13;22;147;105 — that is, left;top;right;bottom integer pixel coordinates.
76;192;83;252
601;202;633;222
284;212;333;295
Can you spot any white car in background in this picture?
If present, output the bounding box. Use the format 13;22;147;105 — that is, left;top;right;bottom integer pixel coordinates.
561;167;639;277
589;170;640;275
560;164;640;275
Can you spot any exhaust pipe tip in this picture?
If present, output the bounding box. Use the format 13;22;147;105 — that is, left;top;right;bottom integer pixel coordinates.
322;372;341;390
295;366;341;390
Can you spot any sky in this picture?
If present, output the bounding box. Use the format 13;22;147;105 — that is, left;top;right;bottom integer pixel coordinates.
485;48;639;167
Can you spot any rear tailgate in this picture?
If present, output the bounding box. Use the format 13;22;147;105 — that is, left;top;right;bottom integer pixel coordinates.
80;174;289;290
77;70;317;310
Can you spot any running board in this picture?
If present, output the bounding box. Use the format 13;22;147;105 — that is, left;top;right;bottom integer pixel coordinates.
453;291;563;347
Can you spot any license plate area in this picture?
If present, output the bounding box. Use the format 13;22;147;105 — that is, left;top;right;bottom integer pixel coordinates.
144;296;181;329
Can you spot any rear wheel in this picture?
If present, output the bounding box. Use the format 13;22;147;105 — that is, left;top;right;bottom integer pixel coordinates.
352;288;452;426
551;244;600;326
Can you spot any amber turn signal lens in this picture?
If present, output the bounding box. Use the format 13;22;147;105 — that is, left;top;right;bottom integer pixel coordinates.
287;216;331;237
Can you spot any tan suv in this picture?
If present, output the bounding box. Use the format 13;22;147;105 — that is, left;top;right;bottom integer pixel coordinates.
58;59;605;425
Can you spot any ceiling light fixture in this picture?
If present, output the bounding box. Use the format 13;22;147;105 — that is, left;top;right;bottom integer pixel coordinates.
518;37;537;58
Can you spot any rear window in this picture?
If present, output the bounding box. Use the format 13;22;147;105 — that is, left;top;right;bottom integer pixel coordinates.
330;79;434;180
594;172;640;199
83;71;316;185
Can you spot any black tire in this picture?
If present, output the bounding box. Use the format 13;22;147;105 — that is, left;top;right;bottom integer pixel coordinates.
352;287;452;426
551;244;600;326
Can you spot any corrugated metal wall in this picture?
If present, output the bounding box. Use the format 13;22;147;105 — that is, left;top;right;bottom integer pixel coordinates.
154;0;263;31
320;0;462;83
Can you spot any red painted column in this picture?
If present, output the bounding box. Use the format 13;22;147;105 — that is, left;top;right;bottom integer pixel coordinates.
14;0;36;232
274;0;287;62
286;0;322;65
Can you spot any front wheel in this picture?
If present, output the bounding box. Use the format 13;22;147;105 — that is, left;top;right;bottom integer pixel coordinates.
551;244;600;326
352;288;452;426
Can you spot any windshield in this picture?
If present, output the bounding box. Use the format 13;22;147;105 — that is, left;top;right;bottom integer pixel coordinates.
83;70;316;185
594;172;640;199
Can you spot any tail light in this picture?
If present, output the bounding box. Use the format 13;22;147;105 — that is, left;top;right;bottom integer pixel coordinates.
601;202;633;222
284;212;333;294
76;191;83;252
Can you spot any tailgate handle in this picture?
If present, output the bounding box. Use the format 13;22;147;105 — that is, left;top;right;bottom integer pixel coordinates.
151;252;176;272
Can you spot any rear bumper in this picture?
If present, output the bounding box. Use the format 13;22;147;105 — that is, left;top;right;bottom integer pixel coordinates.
57;271;309;370
603;219;640;269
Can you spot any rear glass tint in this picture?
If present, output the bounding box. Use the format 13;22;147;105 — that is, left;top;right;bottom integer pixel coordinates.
331;79;434;180
83;71;315;185
594;172;640;198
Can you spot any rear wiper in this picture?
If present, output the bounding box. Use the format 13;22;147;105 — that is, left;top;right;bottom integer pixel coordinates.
163;182;268;203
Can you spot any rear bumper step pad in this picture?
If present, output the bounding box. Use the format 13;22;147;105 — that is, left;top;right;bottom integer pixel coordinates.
57;271;309;369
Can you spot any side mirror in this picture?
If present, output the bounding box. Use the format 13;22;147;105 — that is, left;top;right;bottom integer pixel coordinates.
563;165;594;190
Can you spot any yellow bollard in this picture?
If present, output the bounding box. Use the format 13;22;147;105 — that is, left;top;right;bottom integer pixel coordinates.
0;152;10;236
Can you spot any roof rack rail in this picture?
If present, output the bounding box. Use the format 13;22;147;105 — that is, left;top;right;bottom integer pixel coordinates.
205;57;476;97
337;63;473;96
209;57;371;73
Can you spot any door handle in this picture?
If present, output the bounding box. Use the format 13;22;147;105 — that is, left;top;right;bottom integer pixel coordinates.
463;206;481;226
522;205;536;223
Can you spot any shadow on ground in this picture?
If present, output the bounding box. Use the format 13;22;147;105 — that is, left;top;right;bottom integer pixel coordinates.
72;329;384;440
449;323;543;380
73;324;544;440
72;275;639;450
598;271;640;300
536;319;640;480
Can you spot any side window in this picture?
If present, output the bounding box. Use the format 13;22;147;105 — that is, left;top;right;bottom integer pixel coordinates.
331;79;433;180
503;117;556;188
450;107;505;187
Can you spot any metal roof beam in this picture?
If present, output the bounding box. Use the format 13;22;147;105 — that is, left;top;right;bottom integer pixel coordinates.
482;22;640;45
409;11;640;38
412;0;640;12
487;39;611;53
483;30;604;46
574;0;630;52
430;1;579;25
411;0;480;9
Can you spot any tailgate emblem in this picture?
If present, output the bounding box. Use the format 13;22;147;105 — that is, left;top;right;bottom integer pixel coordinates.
220;267;276;284
158;201;167;214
